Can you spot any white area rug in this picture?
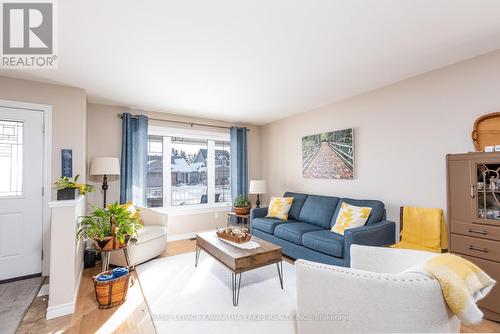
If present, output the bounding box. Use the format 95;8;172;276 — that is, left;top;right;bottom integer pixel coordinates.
136;252;297;334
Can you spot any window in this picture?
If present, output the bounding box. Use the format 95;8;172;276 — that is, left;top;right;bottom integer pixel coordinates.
0;120;23;197
147;135;163;207
147;127;231;208
171;137;208;206
214;140;231;203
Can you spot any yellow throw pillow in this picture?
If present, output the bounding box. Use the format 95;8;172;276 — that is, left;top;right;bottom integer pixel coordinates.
331;202;372;235
266;197;294;220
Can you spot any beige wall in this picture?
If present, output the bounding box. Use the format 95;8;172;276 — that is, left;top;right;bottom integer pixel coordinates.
261;49;500;230
87;103;261;235
0;76;87;194
86;103;123;208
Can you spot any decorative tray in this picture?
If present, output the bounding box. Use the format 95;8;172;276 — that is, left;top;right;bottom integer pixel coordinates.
472;112;500;151
216;231;252;244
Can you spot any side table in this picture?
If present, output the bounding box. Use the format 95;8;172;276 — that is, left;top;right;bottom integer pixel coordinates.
227;212;250;228
86;244;133;273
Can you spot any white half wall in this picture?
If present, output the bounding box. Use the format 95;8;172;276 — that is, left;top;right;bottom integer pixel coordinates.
47;196;85;320
261;49;500;230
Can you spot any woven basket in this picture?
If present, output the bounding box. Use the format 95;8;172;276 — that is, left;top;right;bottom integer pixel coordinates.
216;231;252;244
93;270;131;309
234;206;250;215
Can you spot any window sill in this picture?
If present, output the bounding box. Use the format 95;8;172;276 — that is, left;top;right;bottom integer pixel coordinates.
153;203;232;216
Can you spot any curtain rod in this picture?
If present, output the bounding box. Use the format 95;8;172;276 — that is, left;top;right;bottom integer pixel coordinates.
117;114;249;131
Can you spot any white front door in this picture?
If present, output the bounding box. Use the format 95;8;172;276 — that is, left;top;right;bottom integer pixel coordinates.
0;106;44;281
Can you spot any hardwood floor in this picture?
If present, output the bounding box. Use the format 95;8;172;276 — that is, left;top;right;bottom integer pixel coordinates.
16;239;500;333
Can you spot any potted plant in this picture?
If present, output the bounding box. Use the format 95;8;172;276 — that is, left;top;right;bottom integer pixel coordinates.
78;202;143;251
54;174;94;200
233;195;251;215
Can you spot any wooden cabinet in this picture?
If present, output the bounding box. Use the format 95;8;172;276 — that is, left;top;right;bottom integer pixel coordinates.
447;152;500;322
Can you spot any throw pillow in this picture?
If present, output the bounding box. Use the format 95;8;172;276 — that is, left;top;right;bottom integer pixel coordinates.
266;197;294;220
331;202;372;235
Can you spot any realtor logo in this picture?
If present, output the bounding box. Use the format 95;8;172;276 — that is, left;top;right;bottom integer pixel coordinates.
1;0;57;68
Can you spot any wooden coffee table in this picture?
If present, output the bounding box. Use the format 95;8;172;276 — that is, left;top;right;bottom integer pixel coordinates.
195;231;283;306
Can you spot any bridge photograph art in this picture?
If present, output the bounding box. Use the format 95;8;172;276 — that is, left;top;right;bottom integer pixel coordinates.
302;128;354;179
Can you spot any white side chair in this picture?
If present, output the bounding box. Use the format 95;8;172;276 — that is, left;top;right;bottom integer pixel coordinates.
110;207;168;267
296;245;461;333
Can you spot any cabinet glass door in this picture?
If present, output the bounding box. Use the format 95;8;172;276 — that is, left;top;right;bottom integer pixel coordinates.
476;163;500;220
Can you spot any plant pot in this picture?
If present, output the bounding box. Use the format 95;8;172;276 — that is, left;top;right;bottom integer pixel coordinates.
234;206;250;215
57;187;80;200
94;235;130;251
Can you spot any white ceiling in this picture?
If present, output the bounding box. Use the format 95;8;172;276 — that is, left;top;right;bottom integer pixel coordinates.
2;0;500;125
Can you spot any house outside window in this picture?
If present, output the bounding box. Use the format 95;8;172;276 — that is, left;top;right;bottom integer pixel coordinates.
147;135;163;207
147;126;231;208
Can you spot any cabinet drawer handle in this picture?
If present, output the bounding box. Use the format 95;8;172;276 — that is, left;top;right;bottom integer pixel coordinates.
469;245;488;253
468;228;488;235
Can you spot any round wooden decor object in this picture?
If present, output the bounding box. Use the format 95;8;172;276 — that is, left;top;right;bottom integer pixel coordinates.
472;112;500;151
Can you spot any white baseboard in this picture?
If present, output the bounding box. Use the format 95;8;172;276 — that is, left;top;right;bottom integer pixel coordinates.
167;229;216;241
46;301;76;320
46;263;83;320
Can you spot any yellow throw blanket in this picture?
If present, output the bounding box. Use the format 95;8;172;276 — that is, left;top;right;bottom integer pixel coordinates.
423;253;496;324
392;207;448;252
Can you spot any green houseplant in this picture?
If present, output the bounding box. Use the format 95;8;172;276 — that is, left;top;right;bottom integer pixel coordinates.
233;194;251;214
54;174;94;200
78;202;143;250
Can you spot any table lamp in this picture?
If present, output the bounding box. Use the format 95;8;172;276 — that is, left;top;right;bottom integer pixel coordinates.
249;180;267;208
90;157;120;207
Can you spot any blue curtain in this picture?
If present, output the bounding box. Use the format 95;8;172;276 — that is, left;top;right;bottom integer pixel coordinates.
230;127;248;203
120;113;148;206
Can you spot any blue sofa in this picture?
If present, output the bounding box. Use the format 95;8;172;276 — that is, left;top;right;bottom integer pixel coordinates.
250;192;396;267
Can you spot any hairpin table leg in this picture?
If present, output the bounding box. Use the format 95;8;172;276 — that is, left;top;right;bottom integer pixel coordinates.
232;272;242;306
101;252;109;272
123;247;134;285
195;245;201;267
276;261;283;289
123;248;133;270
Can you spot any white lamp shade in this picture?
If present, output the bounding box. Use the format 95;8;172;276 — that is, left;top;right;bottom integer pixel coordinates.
249;180;267;194
90;157;120;176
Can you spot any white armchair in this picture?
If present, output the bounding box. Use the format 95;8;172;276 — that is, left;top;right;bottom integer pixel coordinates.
296;245;461;333
110;207;168;267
